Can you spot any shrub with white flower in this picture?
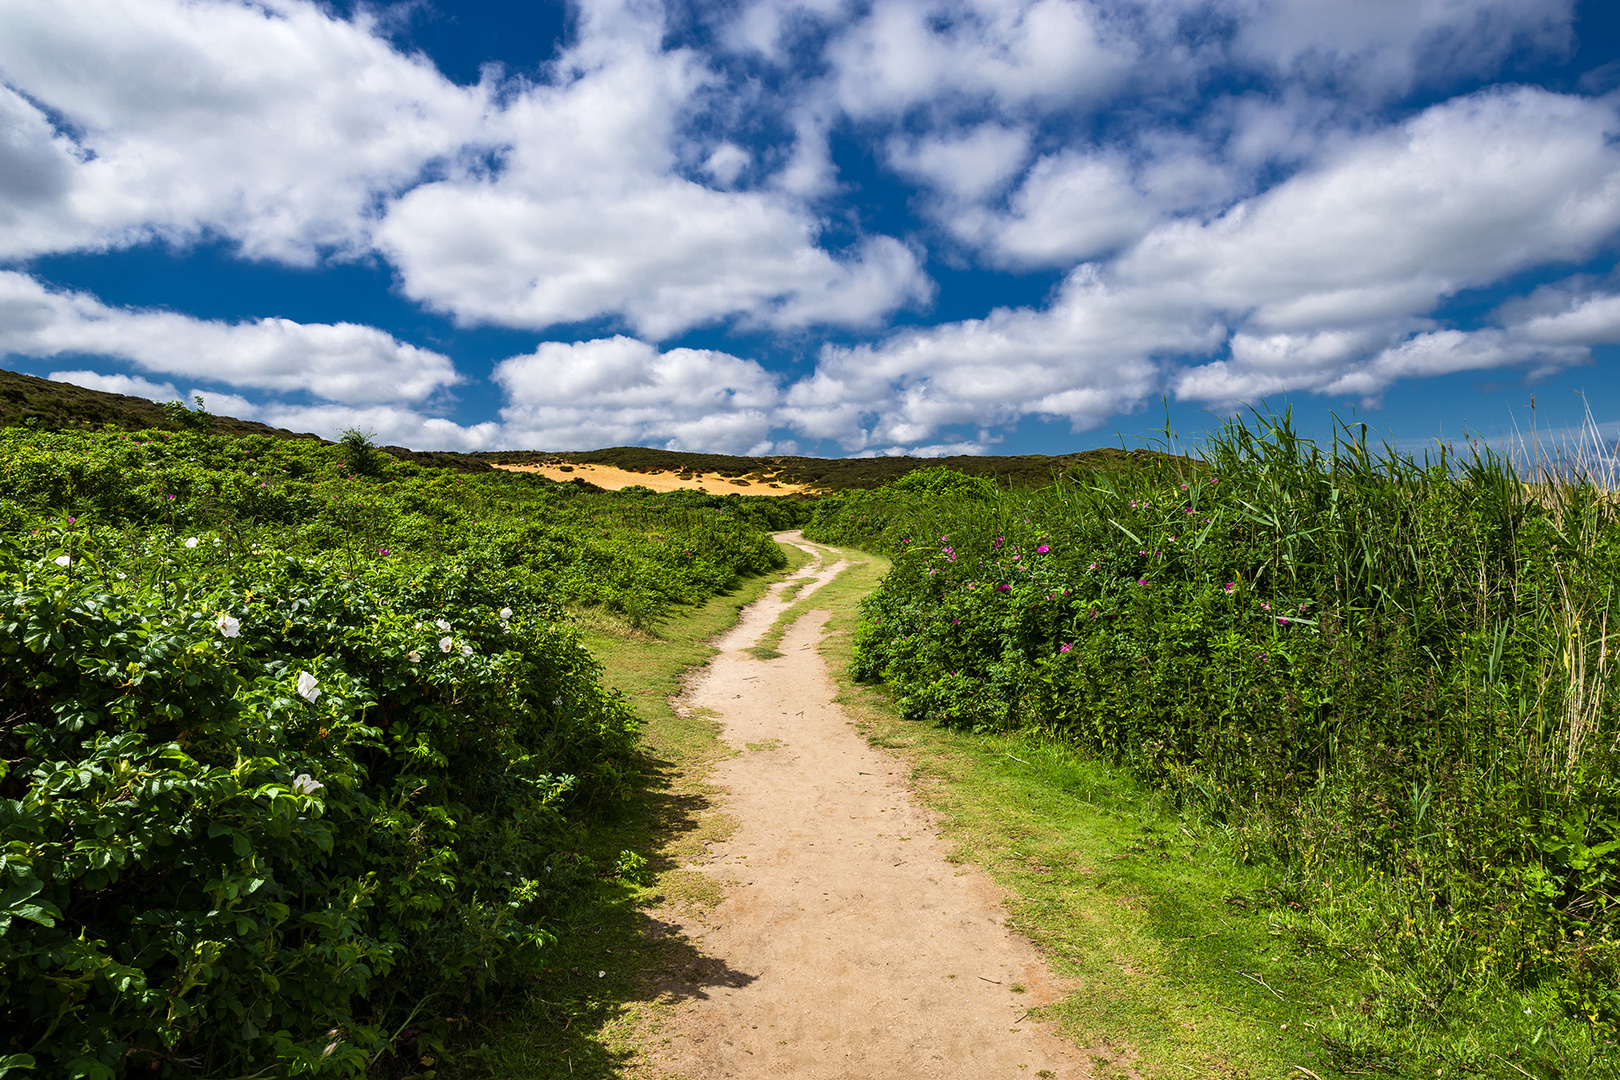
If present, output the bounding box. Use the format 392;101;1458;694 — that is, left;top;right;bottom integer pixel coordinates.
216;614;240;638
436;618;451;631
439;636;453;653
296;670;320;703
291;773;325;795
407;649;421;663
53;554;71;567
460;644;473;657
184;537;199;549
499;607;513;621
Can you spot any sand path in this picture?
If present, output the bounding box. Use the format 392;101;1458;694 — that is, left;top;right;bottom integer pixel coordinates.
639;532;1091;1079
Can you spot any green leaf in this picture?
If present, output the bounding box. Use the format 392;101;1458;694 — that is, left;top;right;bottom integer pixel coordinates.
0;1054;37;1077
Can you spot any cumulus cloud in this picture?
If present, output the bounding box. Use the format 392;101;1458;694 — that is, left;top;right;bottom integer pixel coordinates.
0;272;460;404
373;2;930;338
49;370;179;401
887;124;1031;203
0;0;487;262
0;0;1613;455
778;266;1217;451
825;0;1134;118
493;336;785;453
793;86;1620;446
1225;0;1575;97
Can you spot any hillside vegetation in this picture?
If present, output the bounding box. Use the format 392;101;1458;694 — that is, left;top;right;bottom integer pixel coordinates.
807;422;1620;1076
0;421;801;1078
1;366;1181;490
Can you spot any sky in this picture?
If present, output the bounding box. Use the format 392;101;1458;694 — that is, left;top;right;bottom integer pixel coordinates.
2;0;1620;458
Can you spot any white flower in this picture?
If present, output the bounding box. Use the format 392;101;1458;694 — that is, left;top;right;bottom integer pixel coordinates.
53;555;71;567
435;618;451;632
184;537;198;549
460;644;473;657
296;671;320;703
291;773;325;795
216;614;240;638
499;607;513;621
407;649;421;663
439;636;453;653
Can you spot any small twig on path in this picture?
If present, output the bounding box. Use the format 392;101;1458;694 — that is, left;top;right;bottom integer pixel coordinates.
1290;1068;1325;1080
1005;753;1031;765
978;976;1001;984
1491;1053;1537;1080
1237;970;1285;1000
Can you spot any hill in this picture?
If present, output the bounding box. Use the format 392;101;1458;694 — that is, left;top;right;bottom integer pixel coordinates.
1;366;1186;487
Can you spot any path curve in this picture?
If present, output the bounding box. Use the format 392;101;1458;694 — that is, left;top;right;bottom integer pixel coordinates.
639;532;1092;1079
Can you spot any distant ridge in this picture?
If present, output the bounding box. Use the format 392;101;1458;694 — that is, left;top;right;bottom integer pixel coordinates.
0;367;490;472
1;366;1185;487
472;445;1181;491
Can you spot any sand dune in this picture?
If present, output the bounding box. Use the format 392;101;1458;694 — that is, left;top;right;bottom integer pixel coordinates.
491;461;817;496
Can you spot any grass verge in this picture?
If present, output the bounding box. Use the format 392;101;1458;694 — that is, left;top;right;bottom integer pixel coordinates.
804;543;1356;1080
439;540;814;1080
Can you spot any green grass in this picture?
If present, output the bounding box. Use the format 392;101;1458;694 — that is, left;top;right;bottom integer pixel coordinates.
439;540;813;1079
800;547;1363;1079
808;541;1618;1078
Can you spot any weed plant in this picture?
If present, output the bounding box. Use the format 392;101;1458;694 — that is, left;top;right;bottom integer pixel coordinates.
808;415;1620;1076
0;425;798;1078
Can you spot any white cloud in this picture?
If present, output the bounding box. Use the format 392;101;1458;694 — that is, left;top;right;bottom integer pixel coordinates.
1226;0;1575;97
375;8;930;338
493;336;785;454
703;142;752;186
779;266;1216;450
0;272;460;404
48;370;179;401
826;0;1134;118
887;123;1030;202
977;149;1165;265
243;403;505;450
787;87;1620;446
0;0;488;262
1133;88;1620;328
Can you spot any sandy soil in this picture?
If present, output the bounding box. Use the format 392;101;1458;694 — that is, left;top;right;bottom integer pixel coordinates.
635;532;1093;1079
490;462;817;496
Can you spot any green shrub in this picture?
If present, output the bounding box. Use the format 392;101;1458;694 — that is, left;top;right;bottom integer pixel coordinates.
0;424;801;1076
812;412;1620;1052
0;540;634;1078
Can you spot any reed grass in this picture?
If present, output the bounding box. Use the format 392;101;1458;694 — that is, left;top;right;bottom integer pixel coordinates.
808;409;1620;1074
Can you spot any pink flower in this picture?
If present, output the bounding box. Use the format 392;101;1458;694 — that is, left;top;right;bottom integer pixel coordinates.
1036;544;1049;554
1262;602;1271;611
1277;617;1290;625
1088;563;1097;570
1138;578;1148;586
1223;582;1235;593
1058;642;1073;653
996;583;1011;594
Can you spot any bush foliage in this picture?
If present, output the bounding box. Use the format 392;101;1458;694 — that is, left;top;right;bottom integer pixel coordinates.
808;416;1620;1072
0;425;795;1077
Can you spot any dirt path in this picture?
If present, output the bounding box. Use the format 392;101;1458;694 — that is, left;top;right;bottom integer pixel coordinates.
637;533;1092;1079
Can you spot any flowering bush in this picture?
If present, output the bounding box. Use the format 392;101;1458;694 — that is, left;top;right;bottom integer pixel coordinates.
810;427;1620;1040
0;542;638;1078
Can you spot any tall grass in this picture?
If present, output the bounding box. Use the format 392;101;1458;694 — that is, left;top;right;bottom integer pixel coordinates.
809;412;1620;1074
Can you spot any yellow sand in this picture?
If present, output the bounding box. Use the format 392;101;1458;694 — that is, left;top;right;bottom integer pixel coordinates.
490;461;817;496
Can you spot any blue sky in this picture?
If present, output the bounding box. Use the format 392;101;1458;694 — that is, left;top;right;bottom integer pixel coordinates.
3;0;1619;457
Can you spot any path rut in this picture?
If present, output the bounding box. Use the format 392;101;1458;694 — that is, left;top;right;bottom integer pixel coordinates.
638;533;1092;1079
